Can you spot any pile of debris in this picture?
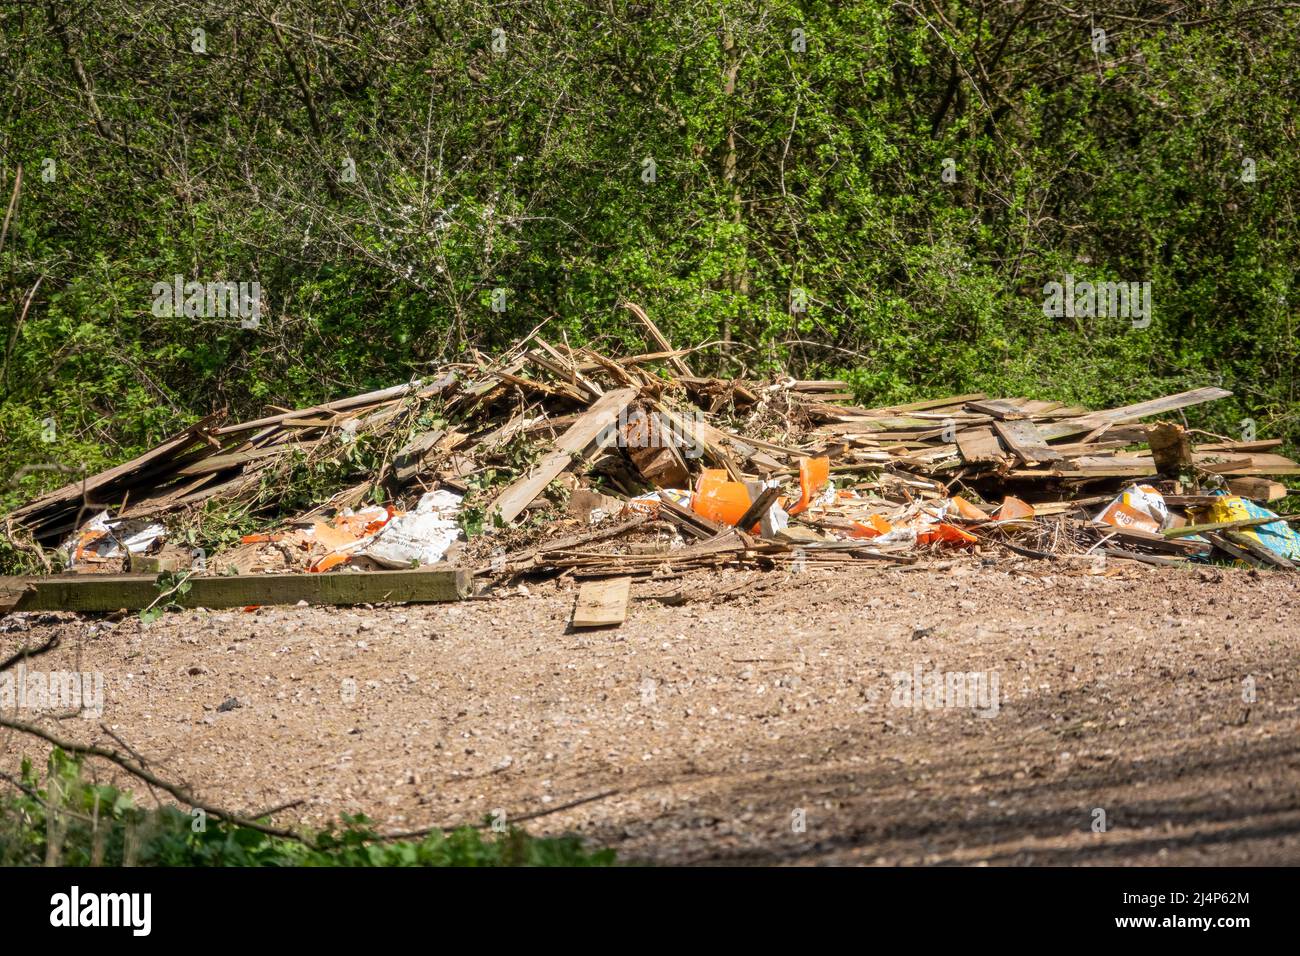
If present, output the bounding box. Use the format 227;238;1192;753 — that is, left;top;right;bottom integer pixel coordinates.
4;303;1298;614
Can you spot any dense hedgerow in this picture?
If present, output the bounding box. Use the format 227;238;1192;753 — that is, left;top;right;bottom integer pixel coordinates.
1;2;1295;515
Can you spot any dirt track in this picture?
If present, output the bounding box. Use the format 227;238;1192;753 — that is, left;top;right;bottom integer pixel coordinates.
3;557;1299;865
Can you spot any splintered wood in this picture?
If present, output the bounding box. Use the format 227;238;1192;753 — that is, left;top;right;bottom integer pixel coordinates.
488;388;639;524
7;299;1299;600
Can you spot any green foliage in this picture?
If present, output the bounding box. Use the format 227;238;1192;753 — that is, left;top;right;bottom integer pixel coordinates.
0;750;614;867
456;468;509;539
138;570;193;624
0;529;50;576
174;499;262;564
0;1;1296;503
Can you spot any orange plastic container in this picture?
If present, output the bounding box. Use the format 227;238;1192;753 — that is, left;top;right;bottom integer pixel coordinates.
949;495;990;521
993;496;1035;521
919;522;978;546
788;456;830;516
849;514;893;538
692;469;753;526
309;551;352;573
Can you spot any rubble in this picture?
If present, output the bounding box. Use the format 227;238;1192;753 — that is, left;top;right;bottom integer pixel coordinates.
4;304;1297;614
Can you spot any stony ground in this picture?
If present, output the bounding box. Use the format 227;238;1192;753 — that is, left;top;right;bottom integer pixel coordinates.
3;556;1298;865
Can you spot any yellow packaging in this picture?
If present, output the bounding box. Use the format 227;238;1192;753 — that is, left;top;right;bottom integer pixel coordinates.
1199;495;1300;562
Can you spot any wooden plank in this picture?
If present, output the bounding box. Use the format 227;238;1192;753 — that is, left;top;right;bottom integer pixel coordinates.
1148;422;1194;478
1225;477;1289;502
0;566;473;613
176;443;306;477
277;416;337;428
10;414;222;525
992;419;1063;464
488;388;639;524
213;376;454;436
731;484;781;536
530;340;604;400
864;392;986;414
572;576;631;627
1026;495;1112;516
1052;440;1131;455
1225;530;1295;570
128;553;186;574
1196;439;1283;453
1018;400;1067;416
1099;386;1233;420
955;426;1007;464
1051;455;1156;476
1194;452;1300;476
657;495;726;539
1100;547;1189;568
1204;532;1266;568
623;302;692;376
1165;512;1299;539
791;380;851;392
845;415;946;431
393;428;446;482
1035;405;1092;419
822;424;947;440
1090;525;1212;556
802;391;853;402
967;399;1027;421
1039;387;1232;441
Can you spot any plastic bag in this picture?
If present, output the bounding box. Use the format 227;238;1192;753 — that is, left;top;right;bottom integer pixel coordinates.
361;490;463;568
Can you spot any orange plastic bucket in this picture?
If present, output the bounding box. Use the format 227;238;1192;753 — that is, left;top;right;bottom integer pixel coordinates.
692;469;753;526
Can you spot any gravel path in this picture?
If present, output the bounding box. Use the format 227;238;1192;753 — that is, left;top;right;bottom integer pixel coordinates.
3;557;1298;865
